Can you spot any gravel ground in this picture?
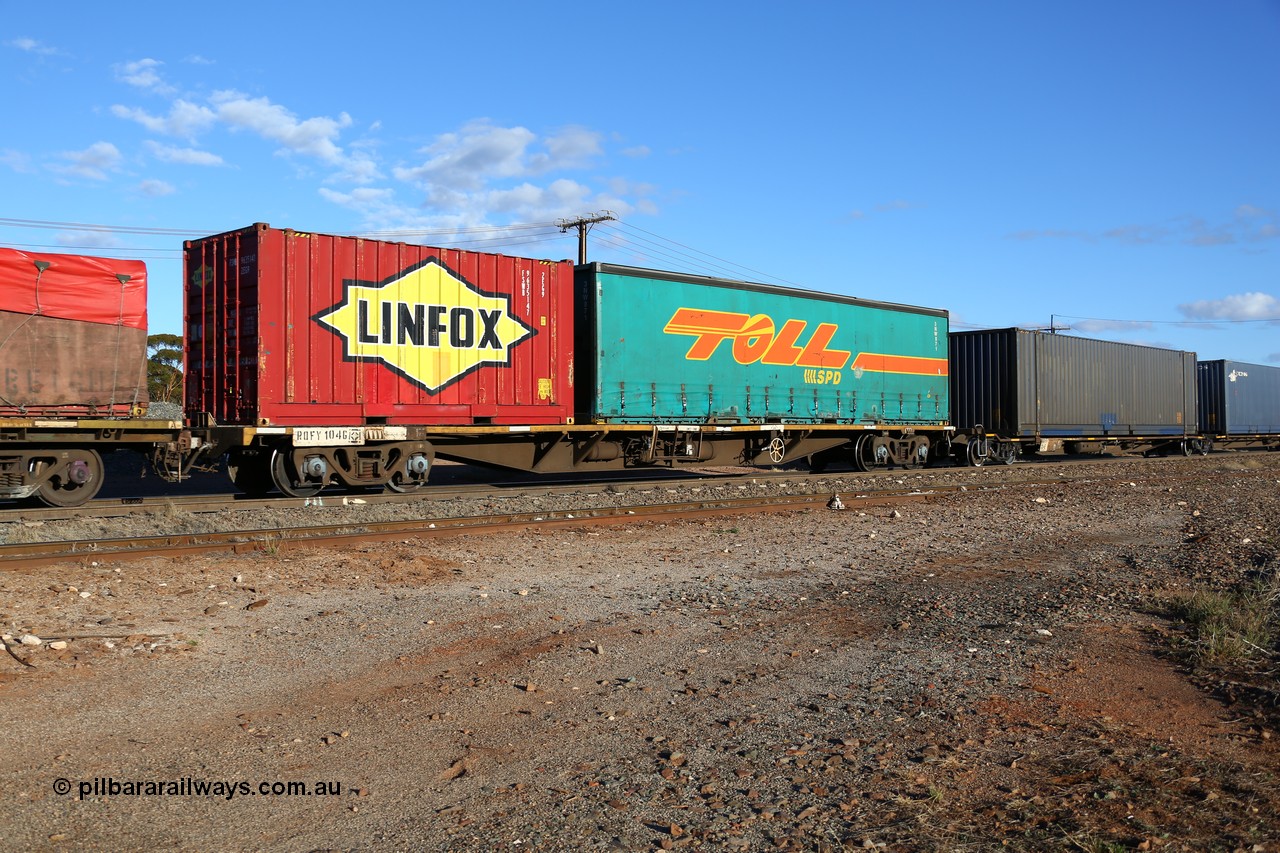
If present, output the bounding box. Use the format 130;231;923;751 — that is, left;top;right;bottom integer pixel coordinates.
1;452;1277;851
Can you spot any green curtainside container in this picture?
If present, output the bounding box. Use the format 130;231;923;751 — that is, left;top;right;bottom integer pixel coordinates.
574;264;949;425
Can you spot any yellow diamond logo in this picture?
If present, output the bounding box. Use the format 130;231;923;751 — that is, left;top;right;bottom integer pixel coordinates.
313;259;536;393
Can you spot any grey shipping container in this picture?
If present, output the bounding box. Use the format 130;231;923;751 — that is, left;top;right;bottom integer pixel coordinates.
1198;360;1280;435
951;329;1196;439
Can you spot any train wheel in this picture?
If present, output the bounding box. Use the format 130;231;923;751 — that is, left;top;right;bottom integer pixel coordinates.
1182;438;1210;457
35;448;104;508
386;477;426;494
386;452;432;494
852;434;876;472
965;440;987;468
270;449;325;498
765;436;786;465
227;449;274;497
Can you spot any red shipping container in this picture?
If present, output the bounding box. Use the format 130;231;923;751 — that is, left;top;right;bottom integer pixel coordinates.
184;224;574;427
0;247;148;417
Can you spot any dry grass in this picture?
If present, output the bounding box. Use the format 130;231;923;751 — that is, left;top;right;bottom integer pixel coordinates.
1168;567;1279;665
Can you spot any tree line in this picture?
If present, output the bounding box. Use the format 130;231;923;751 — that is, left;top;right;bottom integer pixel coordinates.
147;333;182;405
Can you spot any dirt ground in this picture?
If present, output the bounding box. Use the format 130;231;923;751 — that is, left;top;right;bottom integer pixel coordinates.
1;454;1277;852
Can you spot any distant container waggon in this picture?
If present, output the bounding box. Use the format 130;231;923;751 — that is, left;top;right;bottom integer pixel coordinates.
1198;360;1280;442
950;328;1200;463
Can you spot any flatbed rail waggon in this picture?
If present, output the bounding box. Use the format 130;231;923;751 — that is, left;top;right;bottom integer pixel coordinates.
186;225;953;497
2;223;1277;507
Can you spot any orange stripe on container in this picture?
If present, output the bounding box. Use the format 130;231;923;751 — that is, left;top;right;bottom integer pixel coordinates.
851;353;949;376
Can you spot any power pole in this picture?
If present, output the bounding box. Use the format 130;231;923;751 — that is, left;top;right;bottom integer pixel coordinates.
557;211;615;264
1032;315;1072;334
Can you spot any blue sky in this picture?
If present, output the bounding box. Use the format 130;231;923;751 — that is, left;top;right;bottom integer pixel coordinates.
3;2;1278;363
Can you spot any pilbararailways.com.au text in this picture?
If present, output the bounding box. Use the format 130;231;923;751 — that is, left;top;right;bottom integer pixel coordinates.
54;777;344;801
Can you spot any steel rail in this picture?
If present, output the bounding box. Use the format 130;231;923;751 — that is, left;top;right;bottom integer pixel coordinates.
0;452;1136;524
0;490;937;569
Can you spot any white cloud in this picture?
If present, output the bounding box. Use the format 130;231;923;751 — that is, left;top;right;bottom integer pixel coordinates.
52;142;122;181
137;179;176;197
397;122;538;191
112;100;217;140
395;121;608;193
1006;228;1090;241
145;141;224;166
113;89;382;185
621;145;651;158
115;58;175;95
1010;207;1280;247
535;126;603;171
875;199;917;212
1071;319;1154;333
319;186;415;224
847;200;920;222
6;37;58;56
210;90;352;164
53;230;121;250
484;179;591;216
607;177;656;198
1178;292;1280;322
388;121;651;226
325;150;381;185
1;149;33;173
1103;223;1171;245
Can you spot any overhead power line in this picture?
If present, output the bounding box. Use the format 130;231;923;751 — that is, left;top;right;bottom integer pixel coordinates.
611;221;807;289
0;217;212;236
0;240;182;259
1056;313;1280;326
5;218;1276;332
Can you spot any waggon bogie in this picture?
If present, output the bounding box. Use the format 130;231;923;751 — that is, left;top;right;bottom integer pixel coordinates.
241;439;438;497
0;447;107;507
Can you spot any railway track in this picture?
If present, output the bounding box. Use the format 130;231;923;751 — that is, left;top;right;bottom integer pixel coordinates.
0;488;939;569
0;453;1249;568
0;452;1132;524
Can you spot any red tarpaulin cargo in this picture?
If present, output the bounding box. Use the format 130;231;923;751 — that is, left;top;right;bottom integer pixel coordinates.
0;248;147;329
0;248;149;417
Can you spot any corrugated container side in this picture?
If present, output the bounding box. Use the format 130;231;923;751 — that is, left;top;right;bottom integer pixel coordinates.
949;328;1018;434
0;248;149;417
951;329;1195;437
185;224;574;426
1198;360;1280;435
576;264;949;425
